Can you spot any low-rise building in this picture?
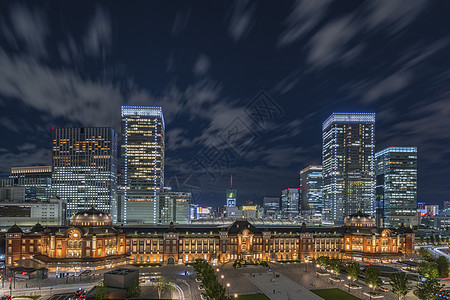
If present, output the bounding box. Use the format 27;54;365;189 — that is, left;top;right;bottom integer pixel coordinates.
5;209;414;272
0;198;66;228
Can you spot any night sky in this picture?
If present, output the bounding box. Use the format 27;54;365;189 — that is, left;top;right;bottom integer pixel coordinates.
0;1;449;208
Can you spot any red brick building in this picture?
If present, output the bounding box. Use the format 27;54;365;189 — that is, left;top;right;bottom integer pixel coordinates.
5;209;414;271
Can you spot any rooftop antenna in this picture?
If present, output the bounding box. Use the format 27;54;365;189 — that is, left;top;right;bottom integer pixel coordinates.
230;174;233;189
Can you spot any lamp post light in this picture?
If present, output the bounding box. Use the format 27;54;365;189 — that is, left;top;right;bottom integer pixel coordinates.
234;293;238;298
221;274;224;286
227;283;230;298
369;284;373;300
347;276;351;292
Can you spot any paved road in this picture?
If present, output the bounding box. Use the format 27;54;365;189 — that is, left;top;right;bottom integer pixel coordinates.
0;282;96;300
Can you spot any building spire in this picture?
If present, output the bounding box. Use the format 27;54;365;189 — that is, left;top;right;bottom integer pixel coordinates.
230;174;233;189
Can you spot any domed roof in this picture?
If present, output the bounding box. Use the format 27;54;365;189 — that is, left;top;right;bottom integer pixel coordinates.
344;210;376;227
70;207;112;227
7;224;23;233
30;223;44;233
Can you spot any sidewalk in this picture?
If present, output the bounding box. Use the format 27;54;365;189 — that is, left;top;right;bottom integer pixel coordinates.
246;272;323;300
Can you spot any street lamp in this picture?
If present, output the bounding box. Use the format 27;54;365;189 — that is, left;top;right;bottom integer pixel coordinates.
227;283;230;298
234;293;238;298
347;276;351;292
369;284;373;300
217;268;220;273
221;274;224;286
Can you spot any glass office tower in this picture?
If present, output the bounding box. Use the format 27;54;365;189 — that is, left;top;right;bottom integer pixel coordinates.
5;166;54;202
375;147;417;228
121;106;165;224
322;113;375;224
281;188;299;217
159;191;191;224
299;165;323;215
52;127;118;222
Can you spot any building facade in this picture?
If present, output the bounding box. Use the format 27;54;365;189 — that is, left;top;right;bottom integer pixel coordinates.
281;188;299;217
120;106;165;224
375;147;417;228
52;127;118;222
300;165;323;215
0;198;66;227
159;191;190;224
322;113;375;224
263;197;280;217
5;210;414;270
1;166;54;203
9;166;53;202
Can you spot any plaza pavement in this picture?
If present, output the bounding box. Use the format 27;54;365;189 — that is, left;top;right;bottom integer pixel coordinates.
246;271;323;300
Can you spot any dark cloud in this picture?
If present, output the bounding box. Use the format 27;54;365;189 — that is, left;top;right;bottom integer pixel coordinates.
278;0;332;47
83;6;112;57
9;4;49;57
193;54;211;76
172;9;191;37
227;0;256;42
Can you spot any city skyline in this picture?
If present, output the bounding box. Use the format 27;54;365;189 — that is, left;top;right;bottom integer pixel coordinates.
0;1;449;208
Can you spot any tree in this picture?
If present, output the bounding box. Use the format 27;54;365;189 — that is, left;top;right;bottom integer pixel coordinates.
127;279;141;298
414;278;442;300
193;259;227;300
425;237;430;244
346;262;360;282
390;272;410;300
435;235;441;244
365;266;381;290
153;277;176;299
95;280;108;300
437;256;449;278
317;256;330;268
418;248;432;261
418;261;439;278
419;236;424;244
430;235;435;245
330;259;343;275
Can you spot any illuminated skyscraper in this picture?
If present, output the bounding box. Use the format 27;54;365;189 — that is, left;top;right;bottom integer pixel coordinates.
299;165;323;215
281;188;299;217
322;113;375;224
226;174;236;207
52;127;118;222
121;106;165;224
375;147;417;228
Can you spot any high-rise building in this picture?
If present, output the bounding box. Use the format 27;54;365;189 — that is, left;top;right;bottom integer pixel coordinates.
375;147;417;227
322;112;375;224
263;196;280;216
226;174;236;207
281;188;299;217
52;127;118;222
425;205;439;217
0;198;66;227
159;191;191;224
1;166;54;202
299;165;323;215
121;106;165;224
